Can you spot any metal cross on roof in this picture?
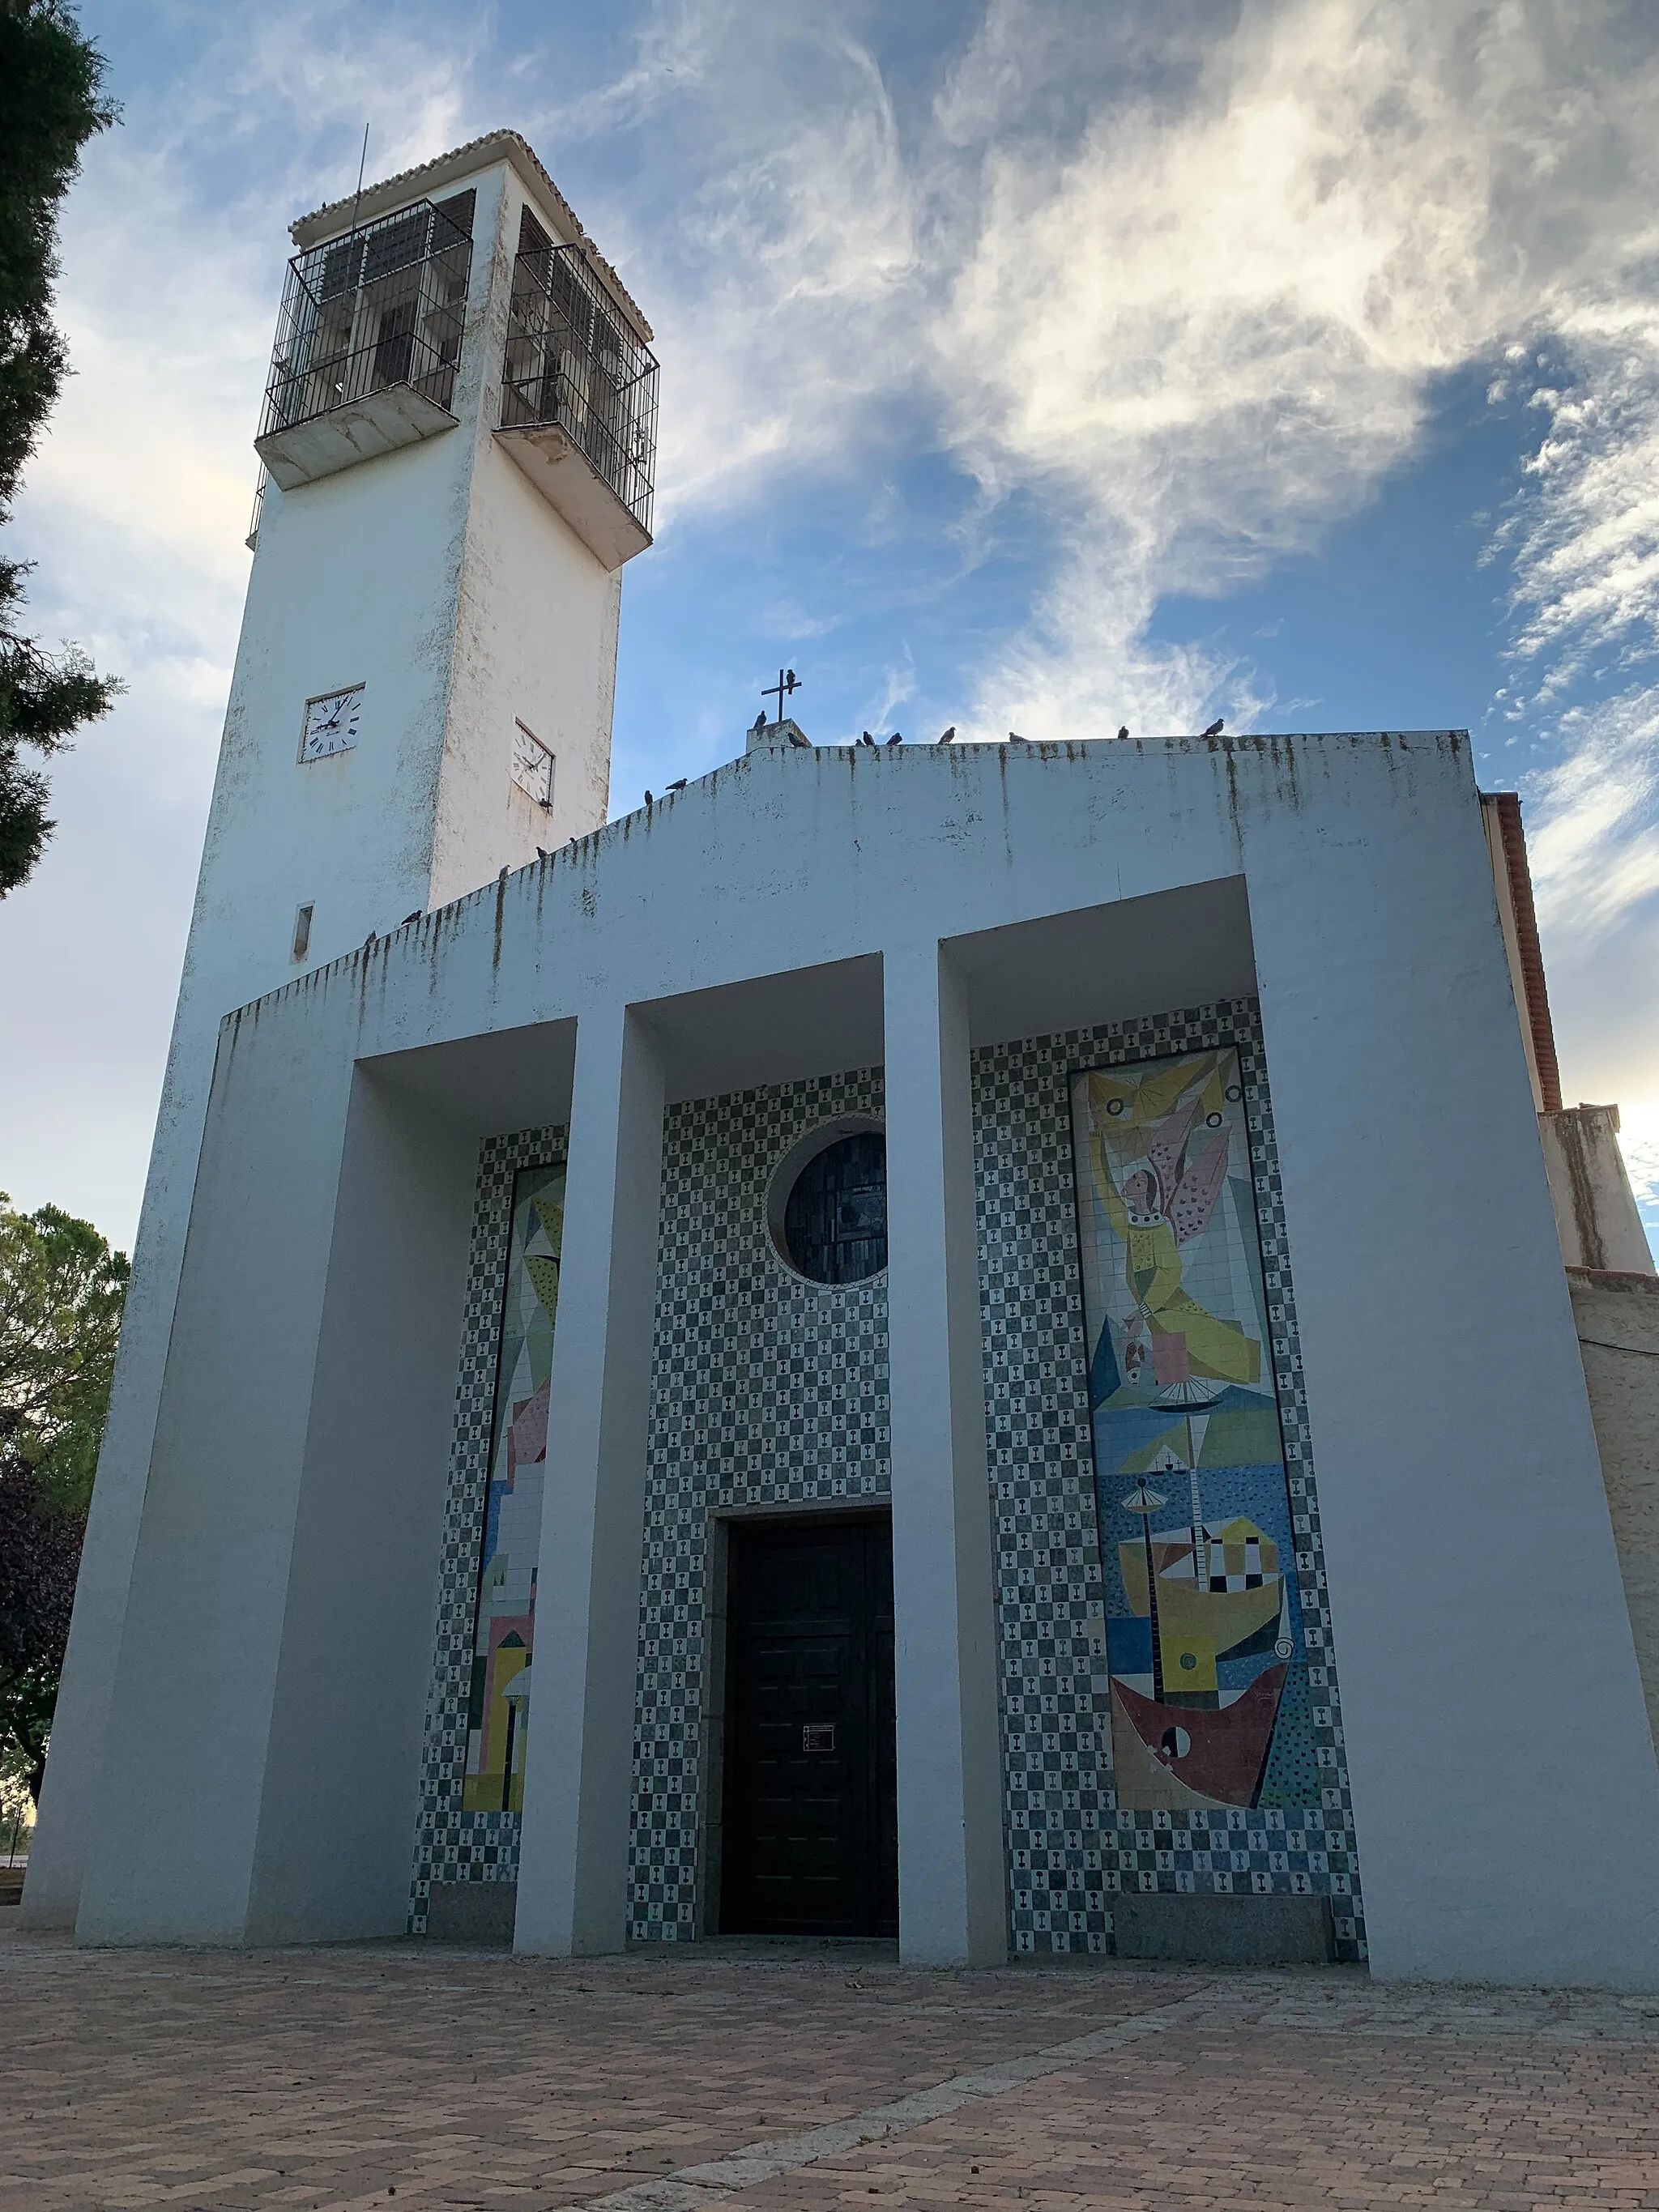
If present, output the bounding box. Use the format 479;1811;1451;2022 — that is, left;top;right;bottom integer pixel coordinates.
761;667;801;724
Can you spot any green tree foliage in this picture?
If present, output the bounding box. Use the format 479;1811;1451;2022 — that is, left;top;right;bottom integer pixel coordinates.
0;0;120;897
0;1192;126;1796
0;1192;127;1512
0;1448;83;1802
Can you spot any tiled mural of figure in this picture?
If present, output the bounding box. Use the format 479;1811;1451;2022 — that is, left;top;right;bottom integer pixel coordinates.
1070;1051;1318;1813
463;1162;565;1815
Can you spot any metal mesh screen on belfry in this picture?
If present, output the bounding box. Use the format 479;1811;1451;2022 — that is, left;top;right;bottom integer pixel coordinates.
260;194;474;440
500;236;659;536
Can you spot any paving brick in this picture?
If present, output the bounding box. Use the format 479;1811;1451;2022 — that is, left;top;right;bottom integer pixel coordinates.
2;1929;1657;2212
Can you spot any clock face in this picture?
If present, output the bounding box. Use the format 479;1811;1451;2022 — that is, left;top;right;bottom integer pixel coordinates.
509;720;555;808
299;686;362;763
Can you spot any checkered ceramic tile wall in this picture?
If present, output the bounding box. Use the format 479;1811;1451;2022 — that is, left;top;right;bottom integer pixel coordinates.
976;999;1364;1962
407;1124;566;1936
412;1002;1363;1961
630;1068;890;1941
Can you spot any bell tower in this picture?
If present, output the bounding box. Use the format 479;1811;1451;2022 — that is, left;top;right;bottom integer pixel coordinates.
241;130;656;948
22;132;658;1929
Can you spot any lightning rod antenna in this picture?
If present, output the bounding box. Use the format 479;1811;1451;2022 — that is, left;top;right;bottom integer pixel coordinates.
348;121;369;240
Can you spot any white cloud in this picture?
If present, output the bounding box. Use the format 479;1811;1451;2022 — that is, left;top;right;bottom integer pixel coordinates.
626;0;1659;1154
868;650;917;733
1617;1098;1659;1228
575;0;1659;1177
928;1;1659;739
0;2;495;1242
1524;681;1659;940
11;0;1659;1240
529;0;723;142
1491;316;1659;710
569;0;1659;762
619;27;923;518
947;536;1275;745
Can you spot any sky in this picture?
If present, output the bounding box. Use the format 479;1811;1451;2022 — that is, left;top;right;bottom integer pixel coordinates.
3;0;1659;1257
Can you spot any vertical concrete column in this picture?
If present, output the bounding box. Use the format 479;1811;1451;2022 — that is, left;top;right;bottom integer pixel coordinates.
882;940;1006;1965
71;1025;360;1944
23;1026;220;1928
514;1001;666;1954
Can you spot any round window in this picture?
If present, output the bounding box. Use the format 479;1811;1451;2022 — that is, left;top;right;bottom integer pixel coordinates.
779;1130;888;1284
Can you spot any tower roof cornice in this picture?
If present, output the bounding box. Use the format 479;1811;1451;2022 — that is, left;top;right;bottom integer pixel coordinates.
288;128;653;343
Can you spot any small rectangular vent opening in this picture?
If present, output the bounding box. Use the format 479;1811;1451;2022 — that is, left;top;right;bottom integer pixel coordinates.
292;903;313;962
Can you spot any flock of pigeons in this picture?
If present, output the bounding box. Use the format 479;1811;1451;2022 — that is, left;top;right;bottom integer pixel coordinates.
642;713;1228;807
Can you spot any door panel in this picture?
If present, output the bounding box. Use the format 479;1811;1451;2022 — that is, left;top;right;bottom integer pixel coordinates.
721;1515;897;1937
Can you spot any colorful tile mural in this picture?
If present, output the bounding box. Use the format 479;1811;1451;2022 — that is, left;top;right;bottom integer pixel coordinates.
415;1007;1358;1953
1070;1048;1313;1814
463;1161;565;1817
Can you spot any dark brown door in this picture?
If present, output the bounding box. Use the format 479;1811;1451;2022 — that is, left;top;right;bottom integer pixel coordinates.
721;1515;898;1937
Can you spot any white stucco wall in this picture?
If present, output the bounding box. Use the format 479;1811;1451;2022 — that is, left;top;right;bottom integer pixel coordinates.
53;731;1659;1984
436;433;622;904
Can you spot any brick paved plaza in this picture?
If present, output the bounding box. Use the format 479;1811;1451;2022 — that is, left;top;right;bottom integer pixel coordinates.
2;1921;1658;2211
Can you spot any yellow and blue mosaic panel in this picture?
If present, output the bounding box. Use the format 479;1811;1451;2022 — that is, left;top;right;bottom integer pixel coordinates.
973;999;1363;1961
463;1161;565;1817
1068;1049;1316;1813
410;1127;565;1930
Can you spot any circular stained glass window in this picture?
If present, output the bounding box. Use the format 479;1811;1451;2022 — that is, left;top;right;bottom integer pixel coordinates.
781;1131;888;1284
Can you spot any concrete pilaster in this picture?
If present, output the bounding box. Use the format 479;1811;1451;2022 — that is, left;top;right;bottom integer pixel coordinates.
22;1012;220;1929
514;1003;666;1954
882;941;1007;1965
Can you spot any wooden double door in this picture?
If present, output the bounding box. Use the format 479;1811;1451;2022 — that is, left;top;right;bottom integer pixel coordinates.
720;1515;898;1938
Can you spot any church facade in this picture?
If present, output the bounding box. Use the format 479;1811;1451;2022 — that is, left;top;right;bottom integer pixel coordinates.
24;135;1659;1987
